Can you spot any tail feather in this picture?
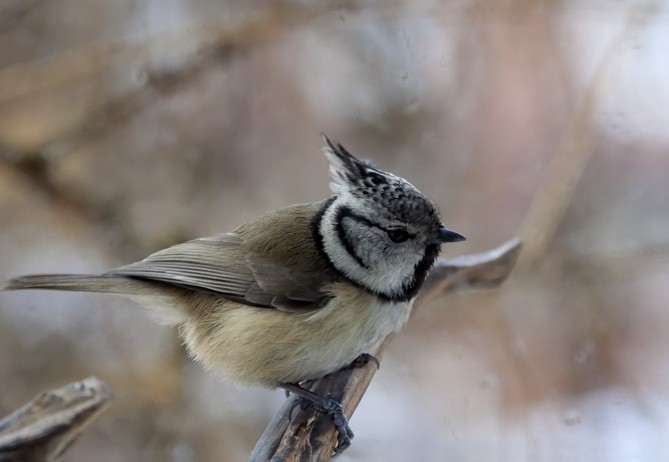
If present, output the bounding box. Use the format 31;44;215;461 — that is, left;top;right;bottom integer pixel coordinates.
4;274;143;294
5;274;188;326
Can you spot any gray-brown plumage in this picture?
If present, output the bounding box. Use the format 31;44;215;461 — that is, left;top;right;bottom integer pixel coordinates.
4;135;465;451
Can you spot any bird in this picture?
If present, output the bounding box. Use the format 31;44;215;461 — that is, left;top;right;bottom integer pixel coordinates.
4;135;465;452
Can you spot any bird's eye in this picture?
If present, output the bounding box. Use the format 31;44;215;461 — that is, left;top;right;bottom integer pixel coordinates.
386;228;410;243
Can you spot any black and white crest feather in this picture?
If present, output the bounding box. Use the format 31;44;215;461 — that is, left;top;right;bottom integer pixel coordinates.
322;134;371;193
321;134;441;227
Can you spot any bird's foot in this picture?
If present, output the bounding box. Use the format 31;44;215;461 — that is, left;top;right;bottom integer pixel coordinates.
279;382;354;454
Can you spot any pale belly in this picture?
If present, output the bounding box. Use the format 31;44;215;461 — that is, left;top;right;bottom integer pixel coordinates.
178;284;414;387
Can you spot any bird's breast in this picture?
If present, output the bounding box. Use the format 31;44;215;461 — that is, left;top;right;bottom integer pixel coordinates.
178;284;413;387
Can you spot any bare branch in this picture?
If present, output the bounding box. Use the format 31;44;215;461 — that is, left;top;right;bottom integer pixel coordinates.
0;377;113;462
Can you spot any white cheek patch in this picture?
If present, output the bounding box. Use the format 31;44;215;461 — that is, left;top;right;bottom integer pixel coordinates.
319;197;419;300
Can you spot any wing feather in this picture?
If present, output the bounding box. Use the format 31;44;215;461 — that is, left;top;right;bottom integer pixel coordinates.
108;228;334;311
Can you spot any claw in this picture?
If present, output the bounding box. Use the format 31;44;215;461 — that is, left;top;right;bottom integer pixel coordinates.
323;400;354;453
279;382;355;453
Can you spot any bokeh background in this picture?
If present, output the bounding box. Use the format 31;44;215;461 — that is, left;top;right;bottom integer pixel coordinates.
1;1;668;461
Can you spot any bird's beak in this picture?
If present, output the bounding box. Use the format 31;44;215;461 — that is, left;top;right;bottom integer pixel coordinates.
433;227;466;244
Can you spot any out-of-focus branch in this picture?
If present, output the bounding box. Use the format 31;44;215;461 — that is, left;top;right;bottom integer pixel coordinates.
250;238;522;462
0;2;351;105
0;377;112;462
0;9;263;104
517;6;657;267
0;0;560;104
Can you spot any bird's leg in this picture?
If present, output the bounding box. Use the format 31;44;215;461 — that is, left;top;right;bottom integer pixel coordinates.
283;378;315;398
278;382;354;453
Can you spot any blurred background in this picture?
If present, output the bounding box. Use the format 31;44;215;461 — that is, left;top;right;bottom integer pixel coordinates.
1;0;668;461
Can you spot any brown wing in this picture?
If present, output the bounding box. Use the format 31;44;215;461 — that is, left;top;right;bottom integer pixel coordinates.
108;202;335;312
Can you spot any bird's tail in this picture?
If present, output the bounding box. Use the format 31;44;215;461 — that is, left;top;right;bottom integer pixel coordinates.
4;273;187;326
4;274;144;294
